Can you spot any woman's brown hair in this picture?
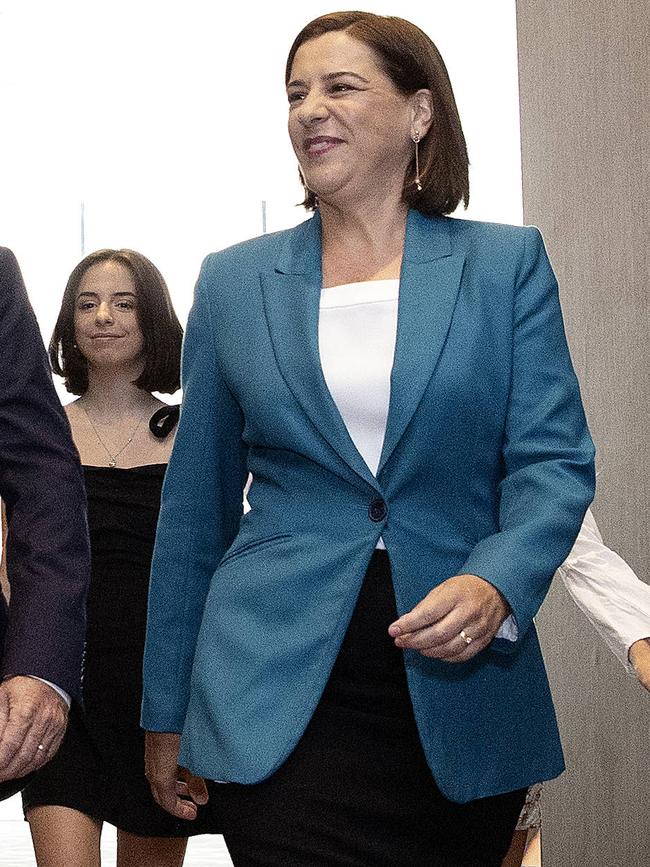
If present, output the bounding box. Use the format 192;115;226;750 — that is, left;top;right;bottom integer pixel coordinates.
286;11;469;216
50;249;182;395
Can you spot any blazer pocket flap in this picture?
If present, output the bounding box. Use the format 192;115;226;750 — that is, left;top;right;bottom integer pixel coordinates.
219;533;292;567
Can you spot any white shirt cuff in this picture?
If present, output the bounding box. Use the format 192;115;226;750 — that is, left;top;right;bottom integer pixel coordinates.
495;613;519;641
28;676;72;708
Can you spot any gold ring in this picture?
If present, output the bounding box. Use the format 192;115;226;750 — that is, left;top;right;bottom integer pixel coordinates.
460;629;473;645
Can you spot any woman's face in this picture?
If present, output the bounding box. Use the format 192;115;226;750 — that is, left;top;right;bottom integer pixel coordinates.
287;31;417;207
74;261;145;371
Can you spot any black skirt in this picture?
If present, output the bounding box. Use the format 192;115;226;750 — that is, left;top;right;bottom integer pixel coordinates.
216;550;526;866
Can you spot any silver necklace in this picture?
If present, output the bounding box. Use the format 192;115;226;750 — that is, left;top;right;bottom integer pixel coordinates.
81;405;149;468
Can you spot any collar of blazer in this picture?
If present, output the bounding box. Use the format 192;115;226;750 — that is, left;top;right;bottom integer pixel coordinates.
260;209;466;489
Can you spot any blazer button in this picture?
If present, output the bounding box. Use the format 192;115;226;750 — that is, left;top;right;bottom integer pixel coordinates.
369;498;387;522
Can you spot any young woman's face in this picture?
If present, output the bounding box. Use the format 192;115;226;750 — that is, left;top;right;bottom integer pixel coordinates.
74;261;145;371
287;31;416;207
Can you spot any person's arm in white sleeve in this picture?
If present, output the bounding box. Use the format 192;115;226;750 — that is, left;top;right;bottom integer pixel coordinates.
557;507;650;676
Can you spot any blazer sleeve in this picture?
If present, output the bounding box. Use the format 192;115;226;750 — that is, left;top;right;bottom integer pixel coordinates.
0;248;90;701
460;227;596;650
142;258;248;732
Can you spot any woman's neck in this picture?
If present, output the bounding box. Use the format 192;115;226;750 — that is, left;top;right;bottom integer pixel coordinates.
77;368;157;423
319;195;408;287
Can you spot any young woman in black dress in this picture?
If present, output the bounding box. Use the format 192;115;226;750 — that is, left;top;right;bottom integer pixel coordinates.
22;250;215;867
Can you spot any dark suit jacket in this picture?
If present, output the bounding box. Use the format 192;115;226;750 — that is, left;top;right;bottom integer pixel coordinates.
0;247;89;703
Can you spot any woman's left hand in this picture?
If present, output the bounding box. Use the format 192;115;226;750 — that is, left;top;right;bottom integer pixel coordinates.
144;731;208;819
388;574;511;662
629;638;650;693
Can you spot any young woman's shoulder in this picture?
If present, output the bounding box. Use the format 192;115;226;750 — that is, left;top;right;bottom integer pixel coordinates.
64;398;81;426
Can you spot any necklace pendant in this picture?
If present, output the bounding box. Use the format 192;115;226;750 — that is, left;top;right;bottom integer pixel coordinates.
81;404;148;469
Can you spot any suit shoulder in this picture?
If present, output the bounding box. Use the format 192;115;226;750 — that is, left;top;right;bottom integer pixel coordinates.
0;247;28;314
445;215;540;247
199;222;306;278
0;247;20;281
443;217;548;278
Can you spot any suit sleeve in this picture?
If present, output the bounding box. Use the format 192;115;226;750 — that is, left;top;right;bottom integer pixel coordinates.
142;258;248;732
0;248;90;701
460;227;596;650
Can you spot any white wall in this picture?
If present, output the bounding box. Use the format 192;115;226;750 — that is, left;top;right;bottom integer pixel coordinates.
0;0;521;350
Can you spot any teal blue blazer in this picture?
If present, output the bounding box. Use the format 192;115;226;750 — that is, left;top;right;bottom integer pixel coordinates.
142;210;595;803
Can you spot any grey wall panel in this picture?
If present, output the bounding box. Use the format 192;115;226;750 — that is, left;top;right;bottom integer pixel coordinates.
516;0;650;864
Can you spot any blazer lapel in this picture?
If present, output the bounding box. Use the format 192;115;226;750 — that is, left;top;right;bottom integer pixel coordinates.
260;214;378;489
377;211;465;475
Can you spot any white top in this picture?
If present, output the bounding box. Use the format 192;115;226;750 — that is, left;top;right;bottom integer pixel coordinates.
319;279;399;479
317;279;649;664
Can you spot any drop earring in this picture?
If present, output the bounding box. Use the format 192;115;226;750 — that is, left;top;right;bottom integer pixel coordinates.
412;131;422;191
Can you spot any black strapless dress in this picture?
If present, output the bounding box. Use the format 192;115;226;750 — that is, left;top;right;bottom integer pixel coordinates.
22;459;217;836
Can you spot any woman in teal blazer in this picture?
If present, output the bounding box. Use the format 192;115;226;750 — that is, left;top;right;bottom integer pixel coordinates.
142;11;595;865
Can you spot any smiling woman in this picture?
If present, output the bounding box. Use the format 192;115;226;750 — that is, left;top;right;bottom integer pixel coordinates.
286;30;434;215
74;262;145;379
50;250;181;399
285;21;468;219
140;10;594;867
20;249;221;867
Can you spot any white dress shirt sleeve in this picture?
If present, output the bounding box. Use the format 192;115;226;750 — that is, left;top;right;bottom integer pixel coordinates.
557;507;650;674
28;676;72;708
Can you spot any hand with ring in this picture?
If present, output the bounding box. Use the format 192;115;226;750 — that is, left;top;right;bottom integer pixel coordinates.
388;573;511;662
0;676;69;782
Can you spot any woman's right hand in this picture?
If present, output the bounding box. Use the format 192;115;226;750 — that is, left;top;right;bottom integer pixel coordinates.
144;730;208;819
629;638;650;693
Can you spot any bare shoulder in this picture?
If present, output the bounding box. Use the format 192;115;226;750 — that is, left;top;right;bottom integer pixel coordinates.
63;399;94;459
64;399;80;417
63;398;84;433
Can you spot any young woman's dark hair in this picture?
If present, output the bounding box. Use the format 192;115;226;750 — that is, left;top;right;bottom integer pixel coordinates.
49;249;182;395
285;11;469;216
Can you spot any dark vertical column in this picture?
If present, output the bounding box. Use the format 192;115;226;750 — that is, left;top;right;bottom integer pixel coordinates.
516;1;650;864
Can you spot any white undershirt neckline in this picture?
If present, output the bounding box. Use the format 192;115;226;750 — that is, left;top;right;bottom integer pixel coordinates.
320;278;400;311
318;278;399;481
